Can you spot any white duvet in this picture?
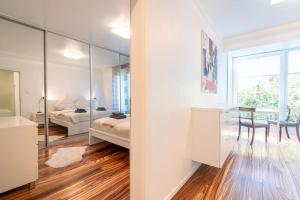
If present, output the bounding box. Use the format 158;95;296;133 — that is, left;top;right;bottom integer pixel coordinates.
50;110;111;123
92;117;130;139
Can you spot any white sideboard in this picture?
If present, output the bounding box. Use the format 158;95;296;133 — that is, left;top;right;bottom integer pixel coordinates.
0;116;38;193
190;106;238;168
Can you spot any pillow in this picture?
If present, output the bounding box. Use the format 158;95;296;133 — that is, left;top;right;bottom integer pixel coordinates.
53;96;75;111
74;96;89;109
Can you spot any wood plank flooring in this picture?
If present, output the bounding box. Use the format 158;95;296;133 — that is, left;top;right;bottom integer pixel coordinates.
173;130;300;200
2;126;300;199
38;125;68;149
0;131;130;200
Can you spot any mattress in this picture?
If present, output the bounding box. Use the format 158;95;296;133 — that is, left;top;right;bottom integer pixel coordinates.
92;117;130;139
50;110;111;123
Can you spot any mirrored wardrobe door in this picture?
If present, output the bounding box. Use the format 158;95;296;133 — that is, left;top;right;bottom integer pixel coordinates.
0;18;45;147
46;33;90;145
119;55;130;114
91;46;119;125
110;54;130;114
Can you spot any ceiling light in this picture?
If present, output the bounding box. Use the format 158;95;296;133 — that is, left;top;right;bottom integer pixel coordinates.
271;0;286;5
61;49;85;60
112;24;130;39
110;19;130;39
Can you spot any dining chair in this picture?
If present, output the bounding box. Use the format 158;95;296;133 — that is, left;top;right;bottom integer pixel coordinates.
237;107;269;146
268;107;300;142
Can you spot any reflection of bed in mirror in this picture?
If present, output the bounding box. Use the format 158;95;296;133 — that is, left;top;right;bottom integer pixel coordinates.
48;98;111;136
89;117;130;149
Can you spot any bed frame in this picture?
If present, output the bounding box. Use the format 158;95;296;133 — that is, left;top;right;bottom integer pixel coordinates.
89;128;130;149
50;118;90;136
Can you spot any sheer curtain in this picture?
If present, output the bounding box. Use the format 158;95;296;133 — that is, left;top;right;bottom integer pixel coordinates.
112;63;130;113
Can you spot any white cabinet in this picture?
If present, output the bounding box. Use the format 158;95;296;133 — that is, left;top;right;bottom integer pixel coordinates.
0;116;38;193
190;106;238;168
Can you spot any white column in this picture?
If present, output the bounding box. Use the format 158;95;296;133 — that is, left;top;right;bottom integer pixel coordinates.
130;0;147;199
279;51;288;120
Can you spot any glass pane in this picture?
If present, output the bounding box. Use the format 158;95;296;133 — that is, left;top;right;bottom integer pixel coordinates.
238;76;279;109
288;50;300;74
235;55;280;78
0;18;45;147
120;55;130;114
111;57;130;114
47;33;90;141
288;50;300;108
235;55;280;119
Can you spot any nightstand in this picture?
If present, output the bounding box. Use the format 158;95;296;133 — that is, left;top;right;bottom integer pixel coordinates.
32;112;45;127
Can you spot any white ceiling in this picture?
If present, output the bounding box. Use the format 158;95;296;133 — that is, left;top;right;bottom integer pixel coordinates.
0;0;130;55
0;18;128;70
198;0;300;38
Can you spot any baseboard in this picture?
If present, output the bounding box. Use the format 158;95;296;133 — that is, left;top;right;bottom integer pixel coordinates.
164;162;201;200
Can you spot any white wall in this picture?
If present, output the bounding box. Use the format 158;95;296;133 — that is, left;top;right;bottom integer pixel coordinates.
0;55;44;119
131;0;226;199
223;21;300;52
100;67;113;109
92;67;113;109
47;63;90;101
48;61;117;111
0;69;15;113
91;46;122;110
0;18;44;119
130;0;147;199
0;54;115;117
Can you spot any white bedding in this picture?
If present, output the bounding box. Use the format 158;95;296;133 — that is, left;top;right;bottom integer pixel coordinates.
92;117;130;139
50;110;111;123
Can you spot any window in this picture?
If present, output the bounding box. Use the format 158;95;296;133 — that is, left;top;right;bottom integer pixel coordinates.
120;65;130;113
288;50;300;107
230;48;300;120
235;55;280;109
112;64;130;113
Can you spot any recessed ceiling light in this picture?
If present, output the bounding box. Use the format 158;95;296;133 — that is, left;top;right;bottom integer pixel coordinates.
110;19;130;39
271;0;286;5
112;25;130;39
61;49;85;60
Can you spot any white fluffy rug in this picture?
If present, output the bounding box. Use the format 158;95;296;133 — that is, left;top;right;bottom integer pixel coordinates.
45;146;87;168
38;135;65;142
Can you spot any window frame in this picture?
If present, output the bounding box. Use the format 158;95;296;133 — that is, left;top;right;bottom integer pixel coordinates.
229;47;300;120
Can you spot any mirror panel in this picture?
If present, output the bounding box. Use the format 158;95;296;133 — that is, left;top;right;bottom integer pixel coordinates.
91;46;119;121
0;18;45;146
111;55;130;114
0;18;130;148
47;33;90;142
120;55;130;114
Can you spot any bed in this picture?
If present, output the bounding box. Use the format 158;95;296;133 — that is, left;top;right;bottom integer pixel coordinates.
89;117;130;149
49;110;112;136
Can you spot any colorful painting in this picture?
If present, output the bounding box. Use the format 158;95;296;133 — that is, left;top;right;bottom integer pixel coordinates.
201;31;218;93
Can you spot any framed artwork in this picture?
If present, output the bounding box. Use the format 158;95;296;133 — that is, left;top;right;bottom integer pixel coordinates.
201;30;218;93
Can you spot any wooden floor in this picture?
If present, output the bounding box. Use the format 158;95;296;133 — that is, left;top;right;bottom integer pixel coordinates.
3;127;300;200
173;130;300;200
37;125;68;149
0;131;130;200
